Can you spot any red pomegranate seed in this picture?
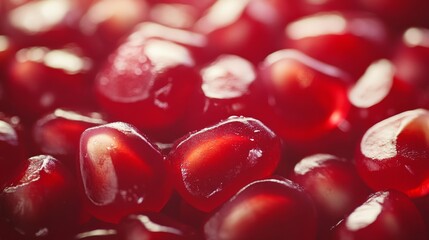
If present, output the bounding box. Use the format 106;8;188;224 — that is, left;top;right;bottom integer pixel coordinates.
95;38;201;142
332;190;428;240
193;0;281;63
204;178;318;240
393;28;429;91
148;3;201;30
290;154;370;234
184;54;259;131
72;220;119;240
33;108;107;166
0;155;80;238
118;213;201;240
284;12;390;78
258;49;351;142
0;35;15;69
356;0;429;30
347;59;419;137
6;46;94;119
0;114;26;187
78;122;172;223
78;0;149;52
2;0;97;52
299;0;358;15
127;22;209;63
355;109;429;197
167;116;281;212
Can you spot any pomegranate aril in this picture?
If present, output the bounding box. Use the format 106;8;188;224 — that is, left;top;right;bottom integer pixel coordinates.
258;49;352;142
0;114;26;187
78;0;149;54
148;3;201;30
184;54;260;131
118;213;201;240
204;178;318;240
3;0;99;56
72;219;119;240
299;0;359;15
356;0;429;30
127;22;210;63
148;0;216;13
355;109;429;198
284;12;391;78
33;108;107;166
168;116;281;212
332;190;428;240
393;28;429;95
347;59;420;139
78;122;172;223
290;154;370;235
0;155;80;238
193;0;281;63
6;46;94;119
95;37;201;142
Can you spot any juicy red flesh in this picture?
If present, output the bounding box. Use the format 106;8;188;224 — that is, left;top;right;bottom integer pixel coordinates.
78;0;150;54
258;49;351;142
0;155;80;238
33;109;107;166
0;115;26;187
168;116;281;212
332;190;428;240
204;178;318;240
78;122;172;223
284;12;390;78
290;154;370;234
356;0;429;30
6;46;94;119
393;28;429;94
95;37;201;141
184;54;260;131
347;59;420;137
355;109;429;198
193;0;281;63
2;1;429;239
118;213;201;240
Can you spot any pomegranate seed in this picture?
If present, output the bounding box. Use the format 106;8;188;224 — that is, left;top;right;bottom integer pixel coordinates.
0;114;26;187
6;46;94;119
204;178;318;240
258;49;352;142
0;155;80;238
347;59;420;136
290;154;370;235
393;28;429;92
78;0;149;53
2;0;99;54
33;108;107;166
72;220;119;240
168;116;281;212
193;0;281;63
332;190;428;240
356;0;429;30
118;213;201;240
184;54;259;131
284;12;390;78
355;109;429;197
148;3;201;30
127;22;209;63
95;38;201;142
78;122;172;223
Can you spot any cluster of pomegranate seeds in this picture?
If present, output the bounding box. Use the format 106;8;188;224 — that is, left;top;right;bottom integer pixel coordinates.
2;0;429;239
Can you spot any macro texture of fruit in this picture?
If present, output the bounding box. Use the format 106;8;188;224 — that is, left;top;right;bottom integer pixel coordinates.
0;0;429;239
